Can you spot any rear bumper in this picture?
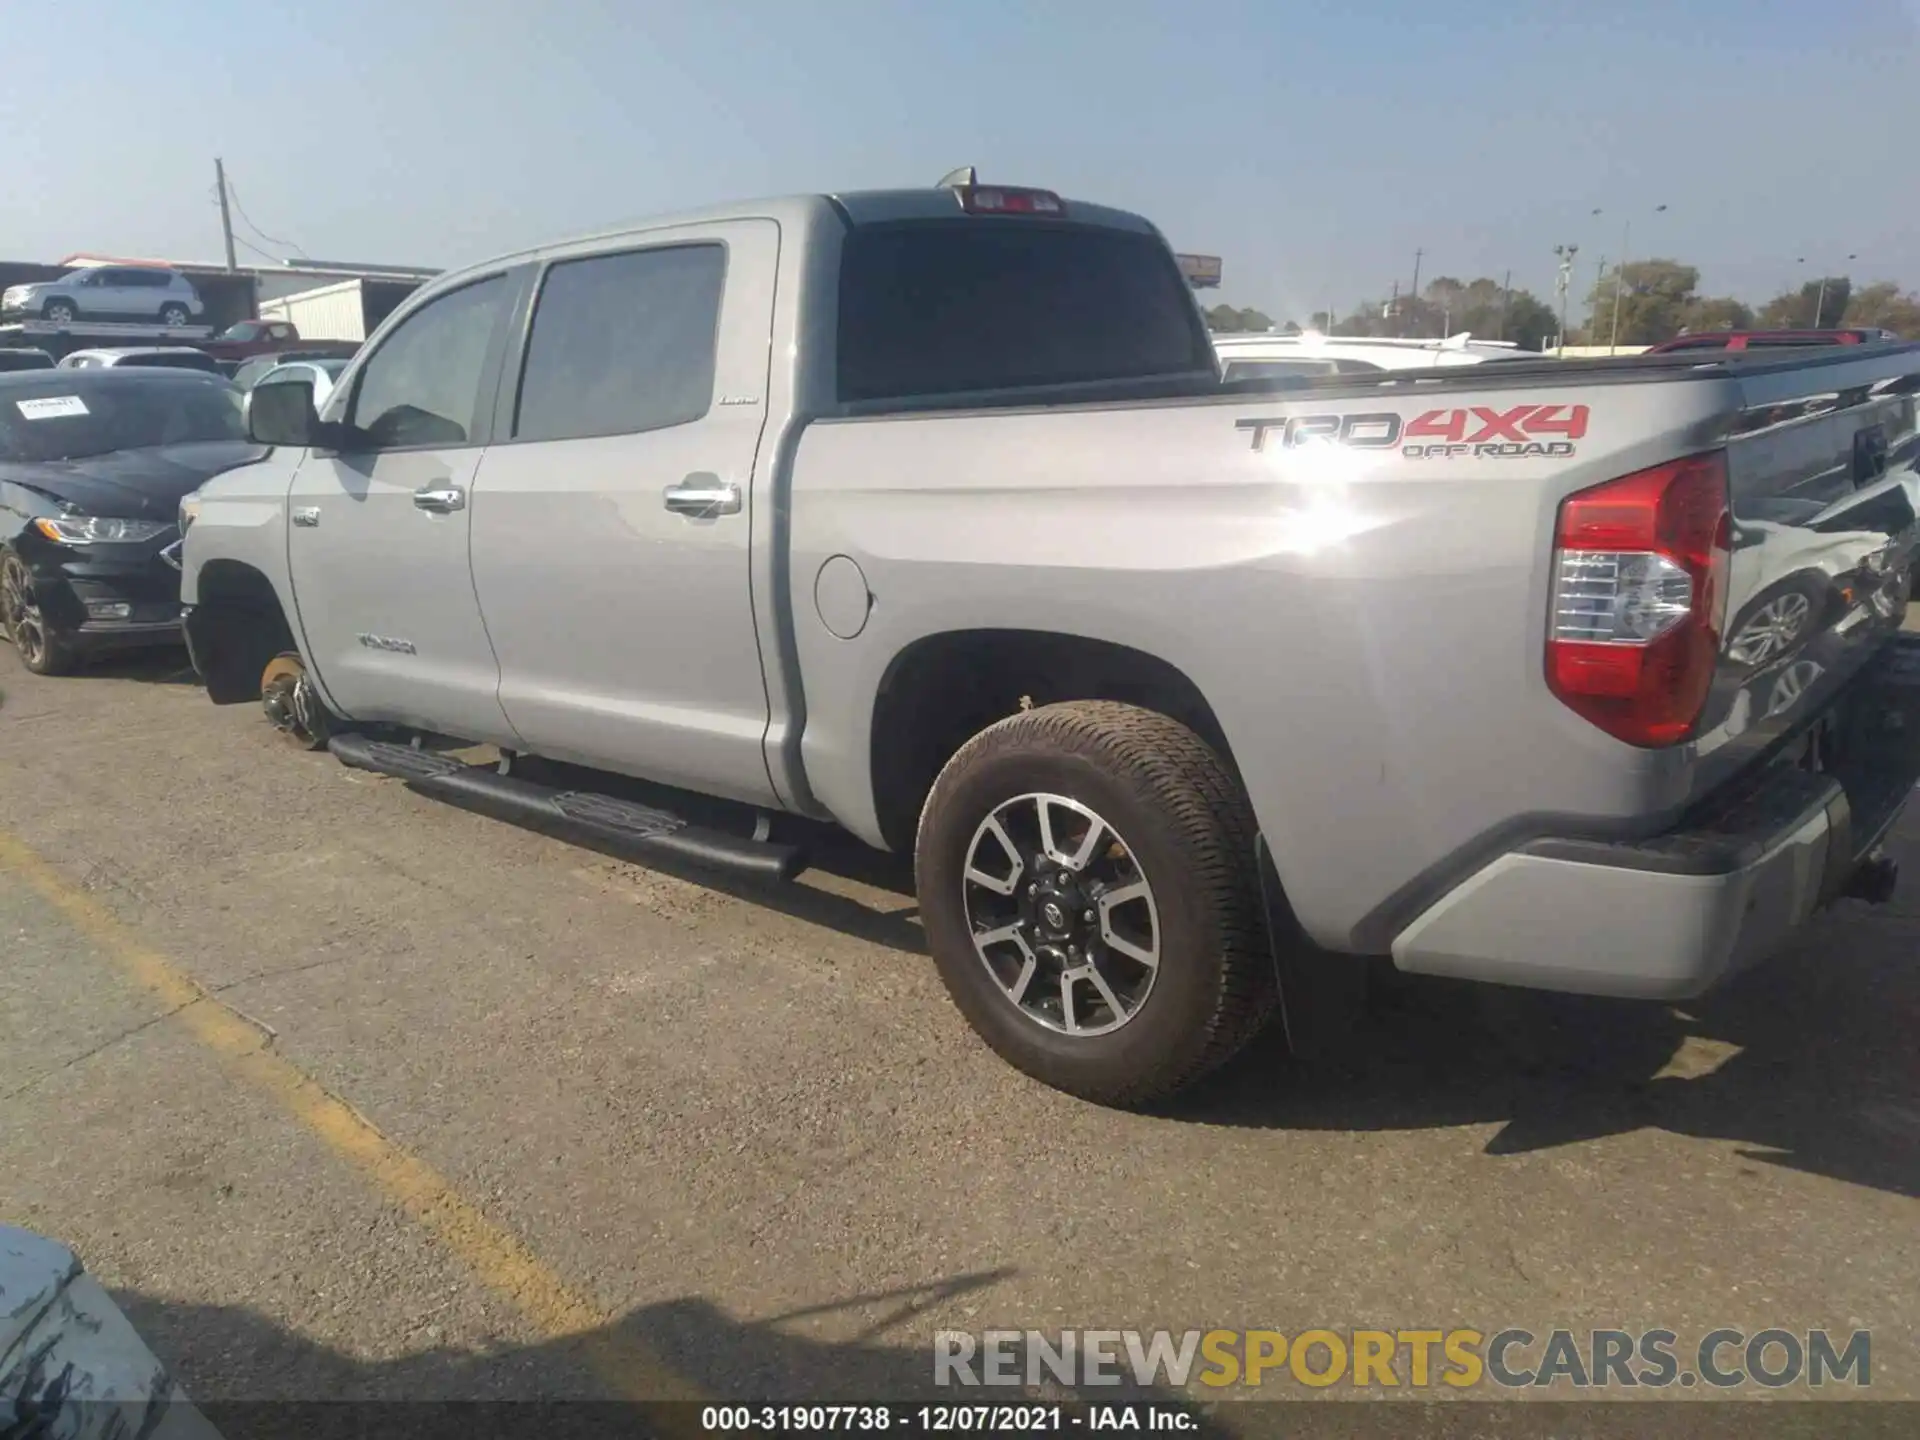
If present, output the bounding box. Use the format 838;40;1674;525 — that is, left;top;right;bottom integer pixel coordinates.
1391;636;1920;999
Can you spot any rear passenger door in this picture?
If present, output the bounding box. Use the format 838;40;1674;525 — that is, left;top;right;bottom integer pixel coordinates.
469;221;781;806
100;269;152;318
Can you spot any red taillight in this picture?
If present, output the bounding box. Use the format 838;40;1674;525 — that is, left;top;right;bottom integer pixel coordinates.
1546;451;1730;747
954;186;1065;216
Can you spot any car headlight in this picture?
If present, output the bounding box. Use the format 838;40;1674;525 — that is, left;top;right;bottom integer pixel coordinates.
32;515;172;545
178;494;201;535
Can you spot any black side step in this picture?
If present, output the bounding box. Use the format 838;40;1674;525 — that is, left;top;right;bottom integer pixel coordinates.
329;735;805;883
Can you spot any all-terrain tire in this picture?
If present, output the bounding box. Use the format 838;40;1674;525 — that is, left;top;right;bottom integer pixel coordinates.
915;700;1278;1107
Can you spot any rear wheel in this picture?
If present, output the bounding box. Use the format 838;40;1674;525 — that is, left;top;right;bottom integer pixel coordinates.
0;548;75;676
915;700;1277;1107
260;651;334;749
159;302;191;326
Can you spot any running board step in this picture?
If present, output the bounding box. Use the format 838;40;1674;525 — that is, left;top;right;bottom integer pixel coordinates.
328;735;804;883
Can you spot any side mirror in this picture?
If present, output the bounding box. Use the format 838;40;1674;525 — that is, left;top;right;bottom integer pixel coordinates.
247;379;319;447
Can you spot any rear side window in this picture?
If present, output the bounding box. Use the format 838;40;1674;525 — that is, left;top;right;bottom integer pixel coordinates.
836;220;1213;403
513;244;726;443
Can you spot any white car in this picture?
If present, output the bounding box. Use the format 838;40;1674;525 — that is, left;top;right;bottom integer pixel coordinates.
56;347;225;374
241;357;349;420
2;266;206;326
1214;331;1530;380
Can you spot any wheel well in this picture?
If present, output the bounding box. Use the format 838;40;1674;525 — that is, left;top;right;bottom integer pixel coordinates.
869;629;1240;853
191;560;296;704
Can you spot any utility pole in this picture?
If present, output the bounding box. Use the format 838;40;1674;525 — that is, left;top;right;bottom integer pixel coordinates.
1609;204;1666;354
1553;244;1579;356
214;158;238;272
1409;248;1424;334
1813;253;1858;328
1497;268;1512;342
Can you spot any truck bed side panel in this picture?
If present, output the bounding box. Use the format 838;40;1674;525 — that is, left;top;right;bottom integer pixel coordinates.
786;362;1917;952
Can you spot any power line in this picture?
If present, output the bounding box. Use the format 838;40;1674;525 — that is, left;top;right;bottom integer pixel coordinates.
231;233;285;265
224;174;305;258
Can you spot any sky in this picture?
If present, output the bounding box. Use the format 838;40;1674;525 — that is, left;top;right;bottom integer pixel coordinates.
5;0;1919;323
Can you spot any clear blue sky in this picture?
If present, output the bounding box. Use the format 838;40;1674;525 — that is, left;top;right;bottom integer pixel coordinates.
5;0;1917;322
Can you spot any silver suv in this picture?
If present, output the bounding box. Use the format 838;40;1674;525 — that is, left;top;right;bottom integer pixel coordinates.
1;267;206;326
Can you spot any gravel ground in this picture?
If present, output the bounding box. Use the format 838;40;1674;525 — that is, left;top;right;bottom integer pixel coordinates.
1;635;1916;1429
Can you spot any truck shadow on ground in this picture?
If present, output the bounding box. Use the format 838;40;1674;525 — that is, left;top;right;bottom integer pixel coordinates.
1178;835;1920;1200
507;766;1920;1202
110;1269;1233;1438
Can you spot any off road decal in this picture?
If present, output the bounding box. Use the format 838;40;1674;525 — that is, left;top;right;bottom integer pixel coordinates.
1401;404;1589;459
1237;403;1589;459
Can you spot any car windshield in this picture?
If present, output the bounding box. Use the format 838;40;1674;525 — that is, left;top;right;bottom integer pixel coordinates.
217;322;264;341
0;376;244;461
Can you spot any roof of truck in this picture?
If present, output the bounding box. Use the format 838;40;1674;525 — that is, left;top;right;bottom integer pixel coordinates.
416;187;1161;304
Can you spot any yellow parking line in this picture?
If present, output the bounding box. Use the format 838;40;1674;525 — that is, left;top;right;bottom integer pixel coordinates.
0;829;707;1413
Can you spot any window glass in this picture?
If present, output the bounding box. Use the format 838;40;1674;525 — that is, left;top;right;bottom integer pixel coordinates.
122;351;221;372
0;376;243;460
837;221;1213;403
348;275;506;450
1223;358;1338;380
513;244;725;443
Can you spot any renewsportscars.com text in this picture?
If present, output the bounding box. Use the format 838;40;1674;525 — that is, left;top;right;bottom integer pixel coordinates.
933;1327;1871;1391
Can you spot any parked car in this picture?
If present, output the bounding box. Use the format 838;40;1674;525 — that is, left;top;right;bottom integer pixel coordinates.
181;174;1920;1107
1645;327;1901;355
231;348;359;393
1;369;260;675
196;319;355;366
240;358;349;428
1214;331;1529;380
0;266;205;326
58;347;226;374
0;349;55;372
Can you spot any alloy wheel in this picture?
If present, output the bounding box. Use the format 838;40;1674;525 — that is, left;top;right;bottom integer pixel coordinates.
1728;591;1812;668
0;556;50;670
961;792;1161;1037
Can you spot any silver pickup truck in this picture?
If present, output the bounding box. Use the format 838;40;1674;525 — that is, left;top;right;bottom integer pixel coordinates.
178;173;1920;1107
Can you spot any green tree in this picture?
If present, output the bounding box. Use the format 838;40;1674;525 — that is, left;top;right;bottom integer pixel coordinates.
1844;282;1920;336
1335;276;1556;350
1204;304;1276;334
1678;296;1755;333
1584;259;1700;347
1757;278;1852;329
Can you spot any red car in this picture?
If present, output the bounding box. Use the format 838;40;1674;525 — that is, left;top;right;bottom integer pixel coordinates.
1644;327;1899;354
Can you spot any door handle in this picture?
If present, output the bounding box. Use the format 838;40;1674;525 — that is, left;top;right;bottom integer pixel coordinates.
663;479;741;517
413;485;466;513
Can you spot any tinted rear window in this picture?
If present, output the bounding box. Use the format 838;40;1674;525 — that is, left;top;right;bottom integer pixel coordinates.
836;220;1212;403
122;351;221;372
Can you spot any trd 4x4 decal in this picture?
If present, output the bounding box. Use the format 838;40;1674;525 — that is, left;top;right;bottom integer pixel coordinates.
1236;403;1591;459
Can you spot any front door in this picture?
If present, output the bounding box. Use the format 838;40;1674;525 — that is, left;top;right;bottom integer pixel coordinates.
468;222;780;805
285;271;522;746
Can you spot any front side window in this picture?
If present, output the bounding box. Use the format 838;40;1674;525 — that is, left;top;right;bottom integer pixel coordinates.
513;244;726;444
347;275;507;450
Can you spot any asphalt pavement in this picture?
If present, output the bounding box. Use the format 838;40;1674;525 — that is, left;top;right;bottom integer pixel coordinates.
1;634;1917;1426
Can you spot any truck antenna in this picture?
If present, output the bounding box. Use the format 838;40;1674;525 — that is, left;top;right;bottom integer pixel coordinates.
936;166;978;189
